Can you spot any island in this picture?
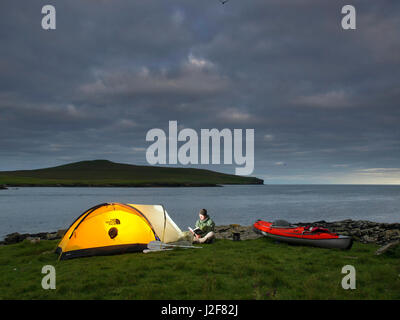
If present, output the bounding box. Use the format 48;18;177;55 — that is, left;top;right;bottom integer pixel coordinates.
0;160;263;187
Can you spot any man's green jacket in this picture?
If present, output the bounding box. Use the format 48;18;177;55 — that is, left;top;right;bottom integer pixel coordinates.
195;217;215;237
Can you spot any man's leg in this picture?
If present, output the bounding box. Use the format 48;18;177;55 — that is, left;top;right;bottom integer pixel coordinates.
198;231;215;244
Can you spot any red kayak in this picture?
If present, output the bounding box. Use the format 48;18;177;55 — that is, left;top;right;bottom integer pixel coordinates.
253;219;353;250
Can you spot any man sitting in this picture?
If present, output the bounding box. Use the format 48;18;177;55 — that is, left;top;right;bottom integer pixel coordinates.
191;209;216;244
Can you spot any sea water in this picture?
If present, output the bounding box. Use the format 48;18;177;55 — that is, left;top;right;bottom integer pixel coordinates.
0;185;399;240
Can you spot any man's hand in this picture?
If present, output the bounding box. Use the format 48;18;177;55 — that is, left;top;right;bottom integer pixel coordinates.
195;234;201;239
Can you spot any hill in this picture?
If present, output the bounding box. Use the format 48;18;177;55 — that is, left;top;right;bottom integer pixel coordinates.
0;160;263;187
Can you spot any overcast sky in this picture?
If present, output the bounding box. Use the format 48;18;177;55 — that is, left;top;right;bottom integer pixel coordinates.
1;0;399;183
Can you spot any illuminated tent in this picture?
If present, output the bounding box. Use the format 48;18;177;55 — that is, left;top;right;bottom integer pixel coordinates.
55;203;183;260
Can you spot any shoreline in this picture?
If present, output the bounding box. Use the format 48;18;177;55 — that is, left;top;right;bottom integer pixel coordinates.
0;182;264;188
2;219;399;246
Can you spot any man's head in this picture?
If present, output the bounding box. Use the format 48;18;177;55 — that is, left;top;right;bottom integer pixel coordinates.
199;208;208;220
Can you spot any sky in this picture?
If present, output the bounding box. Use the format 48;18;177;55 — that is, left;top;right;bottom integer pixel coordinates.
0;0;399;184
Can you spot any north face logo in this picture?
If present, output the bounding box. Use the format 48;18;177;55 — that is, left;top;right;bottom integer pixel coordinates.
106;219;121;225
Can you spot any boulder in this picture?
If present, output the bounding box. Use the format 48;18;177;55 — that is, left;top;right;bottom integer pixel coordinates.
3;230;65;244
350;228;362;237
32;232;48;239
56;229;67;238
361;235;378;243
4;232;29;244
215;225;263;240
26;237;41;244
46;232;59;240
384;229;400;241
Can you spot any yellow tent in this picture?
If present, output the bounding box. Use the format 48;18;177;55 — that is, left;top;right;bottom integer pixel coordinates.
56;203;183;260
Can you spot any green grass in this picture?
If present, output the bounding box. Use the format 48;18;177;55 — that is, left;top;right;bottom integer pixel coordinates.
1;238;399;300
0;160;263;187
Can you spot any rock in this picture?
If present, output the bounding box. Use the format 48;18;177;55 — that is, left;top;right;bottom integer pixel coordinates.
215;225;263;240
32;232;48;239
361;228;375;235
46;232;59;240
388;223;400;229
361;235;378;243
215;226;230;233
56;229;67;238
384;229;400;240
27;237;41;244
2;230;65;245
4;232;19;244
0;185;8;190
375;241;400;255
1;220;398;246
4;232;29;244
350;228;362;237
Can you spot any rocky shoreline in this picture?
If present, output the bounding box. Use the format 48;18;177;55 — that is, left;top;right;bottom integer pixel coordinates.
295;219;400;246
1;219;399;247
1;230;66;245
215;220;400;245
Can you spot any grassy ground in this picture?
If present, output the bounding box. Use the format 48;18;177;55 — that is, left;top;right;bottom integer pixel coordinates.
0;237;399;300
0;160;263;187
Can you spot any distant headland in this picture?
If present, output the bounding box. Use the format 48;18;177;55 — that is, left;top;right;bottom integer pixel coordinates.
0;160;264;187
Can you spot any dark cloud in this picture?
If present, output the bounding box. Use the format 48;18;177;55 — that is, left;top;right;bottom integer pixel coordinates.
0;0;399;183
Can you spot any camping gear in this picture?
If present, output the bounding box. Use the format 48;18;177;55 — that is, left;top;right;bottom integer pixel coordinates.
147;240;201;250
253;219;353;250
56;202;183;260
232;232;241;241
143;248;173;253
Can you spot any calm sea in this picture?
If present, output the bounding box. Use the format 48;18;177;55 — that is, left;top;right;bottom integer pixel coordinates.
0;185;399;240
